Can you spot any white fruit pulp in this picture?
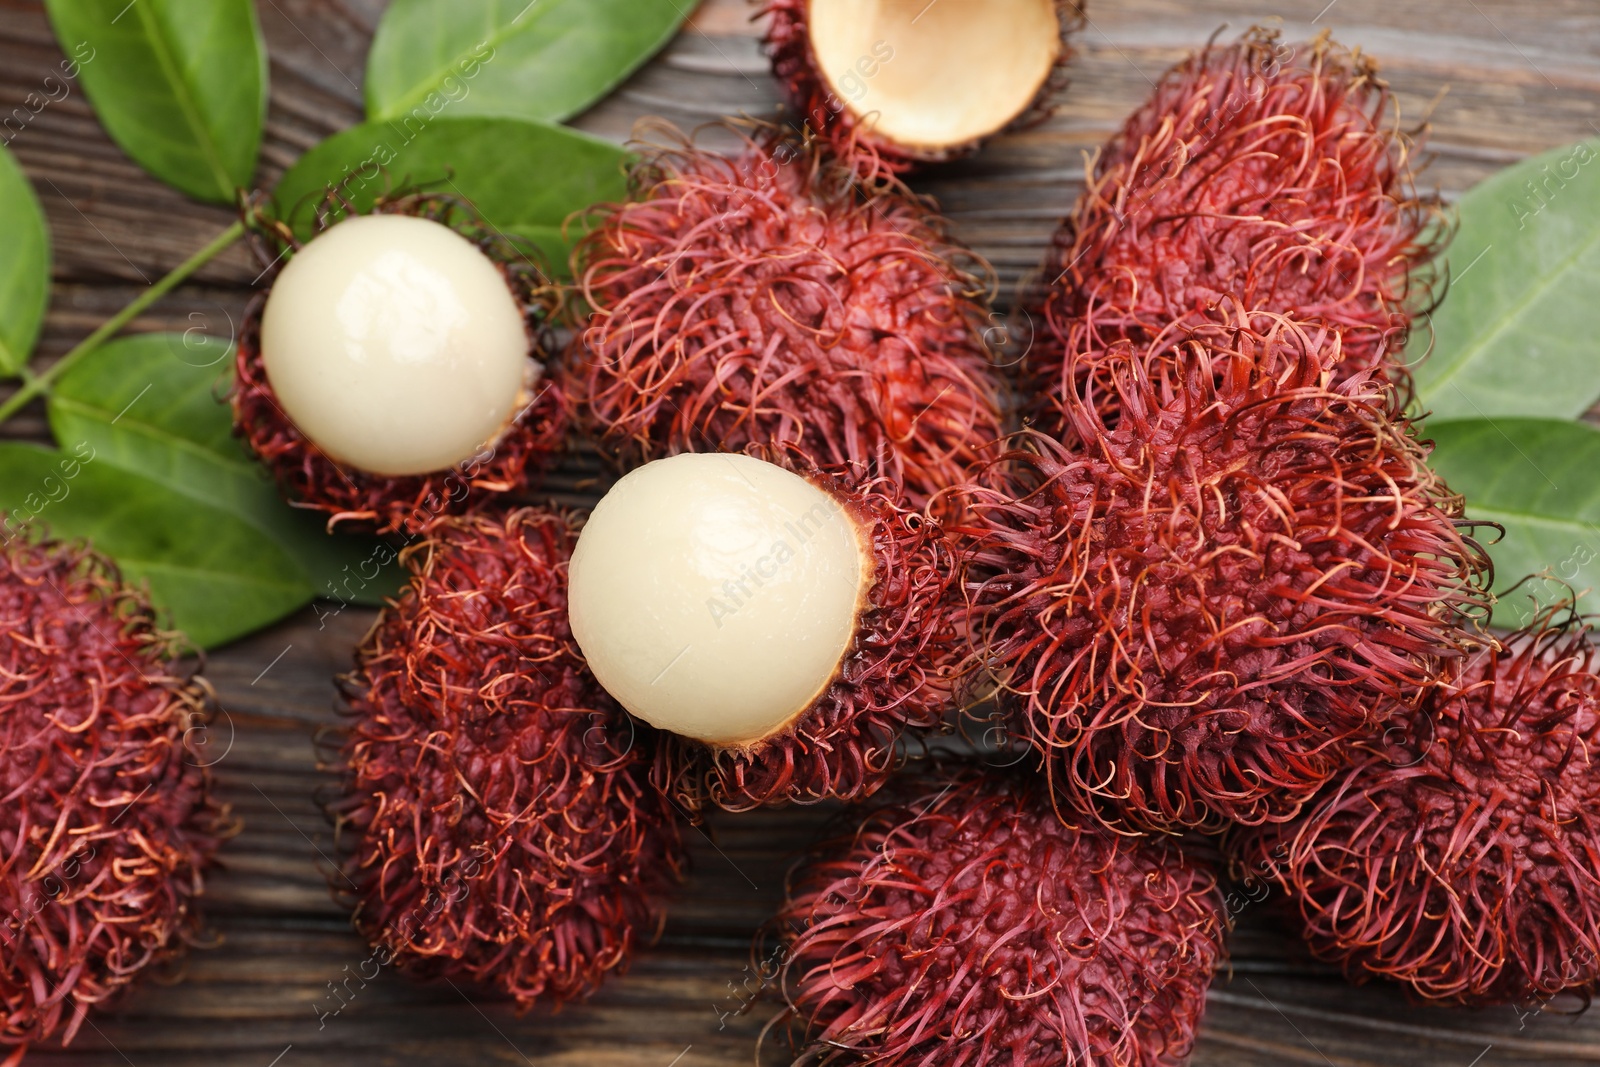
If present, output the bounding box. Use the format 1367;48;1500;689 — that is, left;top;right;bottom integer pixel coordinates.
807;0;1061;151
569;453;868;748
259;213;534;478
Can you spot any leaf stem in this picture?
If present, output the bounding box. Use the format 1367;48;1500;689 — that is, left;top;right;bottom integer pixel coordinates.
0;219;245;426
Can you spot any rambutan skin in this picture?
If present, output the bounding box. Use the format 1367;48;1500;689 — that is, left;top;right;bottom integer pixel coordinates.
0;530;230;1058
776;764;1227;1066
1028;28;1443;433
231;194;568;537
1231;614;1600;1006
570;130;1003;512
758;0;1084;175
652;470;966;812
965;321;1490;833
331;508;686;1007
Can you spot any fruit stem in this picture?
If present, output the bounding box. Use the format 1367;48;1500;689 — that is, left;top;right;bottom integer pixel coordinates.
0;220;245;425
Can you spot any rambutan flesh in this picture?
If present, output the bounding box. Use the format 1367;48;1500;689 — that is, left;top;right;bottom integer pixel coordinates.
760;0;1083;175
232;193;567;536
331;508;685;1006
1029;28;1442;434
571;129;1003;512
964;320;1490;833
0;529;229;1062
1231;611;1600;1006
568;453;966;812
775;764;1227;1066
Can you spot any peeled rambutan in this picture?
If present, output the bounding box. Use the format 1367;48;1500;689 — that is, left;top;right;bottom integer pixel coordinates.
1028;28;1442;434
570;127;1003;512
1230;611;1600;1006
774;763;1227;1066
0;529;229;1064
232;193;567;536
964;319;1490;833
760;0;1084;175
567;452;966;812
330;508;685;1006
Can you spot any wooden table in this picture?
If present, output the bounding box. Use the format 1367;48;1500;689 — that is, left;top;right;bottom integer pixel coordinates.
3;0;1599;1063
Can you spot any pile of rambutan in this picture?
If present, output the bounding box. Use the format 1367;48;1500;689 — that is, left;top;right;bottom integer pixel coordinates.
570;126;1003;511
0;530;230;1064
330;508;685;1006
774;763;1228;1065
174;12;1600;1057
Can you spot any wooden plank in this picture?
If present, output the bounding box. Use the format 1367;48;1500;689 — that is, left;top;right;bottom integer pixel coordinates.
3;0;1600;1062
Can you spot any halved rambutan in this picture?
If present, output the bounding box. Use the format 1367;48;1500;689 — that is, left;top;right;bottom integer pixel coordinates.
1028;28;1443;434
1231;611;1600;1006
760;0;1084;175
964;320;1490;833
232;193;567;536
330;508;685;1006
568;452;966;812
774;763;1227;1065
0;529;230;1064
570;127;1003;512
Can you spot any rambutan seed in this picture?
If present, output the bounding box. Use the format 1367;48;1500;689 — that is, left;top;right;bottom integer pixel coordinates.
332;508;685;1007
233;194;567;535
0;529;230;1061
760;0;1084;174
775;764;1228;1066
1230;611;1600;1006
964;318;1491;833
1028;27;1443;434
571;128;1003;512
568;452;966;811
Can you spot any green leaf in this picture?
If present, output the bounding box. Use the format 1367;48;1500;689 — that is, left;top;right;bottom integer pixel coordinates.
42;0;267;203
0;442;309;648
365;0;698;126
1413;139;1600;421
0;143;50;377
1426;417;1600;623
46;332;401;607
271;116;629;276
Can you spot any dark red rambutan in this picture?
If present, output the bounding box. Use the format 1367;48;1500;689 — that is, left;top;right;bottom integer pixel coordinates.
0;529;229;1064
646;467;967;812
331;508;685;1006
570;127;1003;512
964;319;1490;833
774;764;1227;1066
232;193;567;536
1028;28;1443;434
760;0;1084;176
1230;611;1600;1006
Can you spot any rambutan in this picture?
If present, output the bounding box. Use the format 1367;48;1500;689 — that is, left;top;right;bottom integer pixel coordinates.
331;508;685;1006
1231;611;1600;1006
570;128;1003;512
964;320;1490;833
760;0;1084;175
774;763;1227;1066
1028;28;1442;434
0;529;229;1063
232;193;567;536
567;452;965;812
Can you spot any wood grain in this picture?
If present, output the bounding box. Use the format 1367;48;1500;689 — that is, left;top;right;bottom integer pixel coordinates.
3;0;1600;1062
